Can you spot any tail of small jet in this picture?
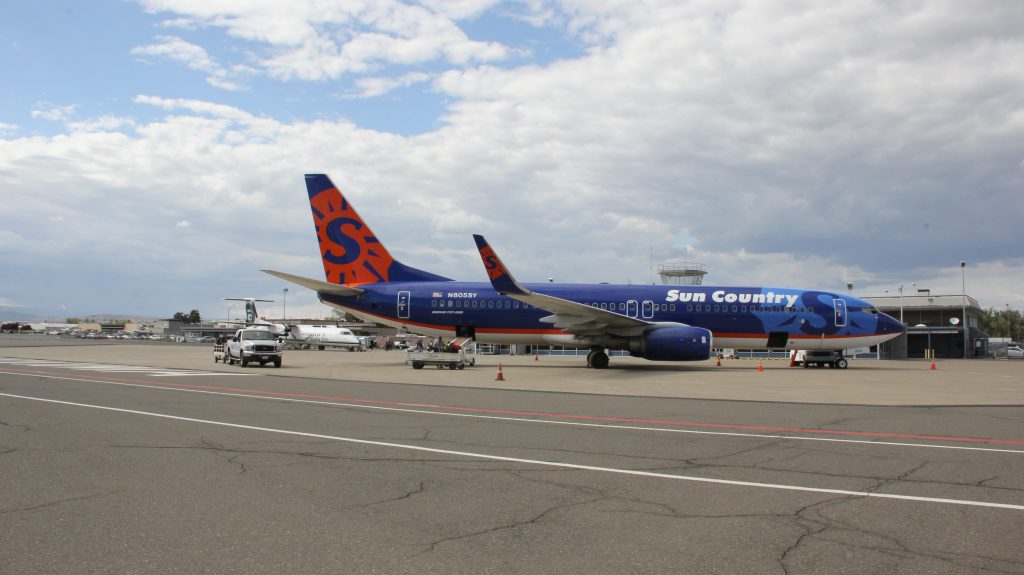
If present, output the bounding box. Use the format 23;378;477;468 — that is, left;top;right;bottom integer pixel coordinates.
225;297;272;324
305;174;451;286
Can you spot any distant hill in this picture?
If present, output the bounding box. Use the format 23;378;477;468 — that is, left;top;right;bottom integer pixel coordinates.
0;308;44;322
0;307;156;323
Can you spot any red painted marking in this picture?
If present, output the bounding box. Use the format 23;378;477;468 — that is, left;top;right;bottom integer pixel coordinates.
2;366;1022;446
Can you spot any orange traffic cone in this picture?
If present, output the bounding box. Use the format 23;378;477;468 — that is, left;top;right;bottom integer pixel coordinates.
789;352;797;367
534;353;539;361
757;361;764;372
930;360;936;370
716;356;721;367
495;362;505;381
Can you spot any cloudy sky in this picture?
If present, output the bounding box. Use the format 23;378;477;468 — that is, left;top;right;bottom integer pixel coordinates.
1;0;1022;321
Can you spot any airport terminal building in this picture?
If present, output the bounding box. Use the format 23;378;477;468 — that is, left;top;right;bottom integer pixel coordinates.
866;292;986;359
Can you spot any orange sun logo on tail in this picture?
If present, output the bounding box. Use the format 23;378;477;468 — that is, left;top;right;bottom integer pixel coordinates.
309;186;395;286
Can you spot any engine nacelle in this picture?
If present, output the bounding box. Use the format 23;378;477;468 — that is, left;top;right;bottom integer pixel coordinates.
633;325;713;361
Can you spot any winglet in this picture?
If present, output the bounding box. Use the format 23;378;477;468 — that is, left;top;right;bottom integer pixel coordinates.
472;235;531;296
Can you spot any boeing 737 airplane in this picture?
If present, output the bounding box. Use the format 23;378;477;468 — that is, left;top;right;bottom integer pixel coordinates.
264;174;904;369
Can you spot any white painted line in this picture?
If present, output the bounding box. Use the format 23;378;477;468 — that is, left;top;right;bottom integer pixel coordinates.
0;357;247;378
1;391;1021;511
6;370;1022;456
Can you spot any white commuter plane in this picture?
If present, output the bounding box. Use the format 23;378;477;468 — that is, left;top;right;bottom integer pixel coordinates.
226;298;361;350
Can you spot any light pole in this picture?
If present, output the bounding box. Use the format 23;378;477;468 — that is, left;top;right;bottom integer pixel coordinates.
227;304;236;321
283;288;288;321
898;284;904;325
960;260;967;359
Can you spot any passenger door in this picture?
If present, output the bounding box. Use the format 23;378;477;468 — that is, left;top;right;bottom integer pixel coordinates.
397;291;411;319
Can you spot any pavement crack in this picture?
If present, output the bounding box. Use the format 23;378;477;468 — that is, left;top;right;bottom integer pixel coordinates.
417;496;603;556
339;481;428;512
0;419;30;432
0;489;119;516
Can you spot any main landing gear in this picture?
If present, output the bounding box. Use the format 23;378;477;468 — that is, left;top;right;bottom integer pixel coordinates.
587;348;610;369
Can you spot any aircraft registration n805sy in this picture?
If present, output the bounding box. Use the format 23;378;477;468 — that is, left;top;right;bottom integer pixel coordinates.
264;174;904;369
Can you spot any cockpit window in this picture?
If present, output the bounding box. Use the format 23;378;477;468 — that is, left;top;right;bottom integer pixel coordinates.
864;306;879;315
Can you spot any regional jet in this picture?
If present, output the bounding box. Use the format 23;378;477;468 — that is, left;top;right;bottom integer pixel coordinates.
264;174;904;369
285;324;361;350
225;297;360;349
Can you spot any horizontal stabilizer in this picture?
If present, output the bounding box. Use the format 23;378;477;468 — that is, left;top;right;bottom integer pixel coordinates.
262;270;364;297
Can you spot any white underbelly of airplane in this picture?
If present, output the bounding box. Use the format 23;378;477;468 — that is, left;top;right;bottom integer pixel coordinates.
715;333;897;350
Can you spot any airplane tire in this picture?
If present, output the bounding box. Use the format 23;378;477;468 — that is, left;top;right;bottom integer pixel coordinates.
591;351;610;369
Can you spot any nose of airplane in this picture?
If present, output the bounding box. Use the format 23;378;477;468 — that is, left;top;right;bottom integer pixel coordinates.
878;312;904;335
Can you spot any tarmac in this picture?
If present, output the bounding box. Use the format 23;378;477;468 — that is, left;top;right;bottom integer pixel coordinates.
2;335;1021;405
3;334;1023;573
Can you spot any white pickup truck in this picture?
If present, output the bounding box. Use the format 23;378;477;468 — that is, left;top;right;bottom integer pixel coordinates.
224;328;285;368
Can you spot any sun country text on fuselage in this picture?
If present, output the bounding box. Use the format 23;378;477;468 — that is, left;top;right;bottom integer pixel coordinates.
263;174;903;369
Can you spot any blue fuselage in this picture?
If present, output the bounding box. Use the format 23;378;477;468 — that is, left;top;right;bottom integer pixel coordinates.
321;281;904;351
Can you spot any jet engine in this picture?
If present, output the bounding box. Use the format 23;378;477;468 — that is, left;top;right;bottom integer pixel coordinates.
630;325;713;361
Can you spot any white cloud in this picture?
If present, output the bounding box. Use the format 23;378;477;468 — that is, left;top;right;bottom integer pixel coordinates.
131;35;254;90
66;116;137;133
0;122;18;137
135;0;512;82
176;220;192;228
349;72;431;98
30;103;77;121
133;94;257;123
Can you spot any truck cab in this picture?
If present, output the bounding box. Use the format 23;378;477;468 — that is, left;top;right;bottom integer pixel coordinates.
225;328;284;368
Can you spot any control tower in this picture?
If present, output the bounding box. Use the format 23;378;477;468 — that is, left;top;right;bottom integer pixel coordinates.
658;262;707;285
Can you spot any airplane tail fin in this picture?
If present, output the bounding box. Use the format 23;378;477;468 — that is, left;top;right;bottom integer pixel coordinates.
225;298;273;324
305;174;452;286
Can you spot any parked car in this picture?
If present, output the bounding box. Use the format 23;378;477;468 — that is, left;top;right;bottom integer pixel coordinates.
1007;345;1024;358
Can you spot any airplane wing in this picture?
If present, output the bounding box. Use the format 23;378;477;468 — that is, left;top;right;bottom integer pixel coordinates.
262;270;365;297
472;235;653;337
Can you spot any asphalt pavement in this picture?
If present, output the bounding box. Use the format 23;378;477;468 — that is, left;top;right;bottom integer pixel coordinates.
1;336;1022;573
